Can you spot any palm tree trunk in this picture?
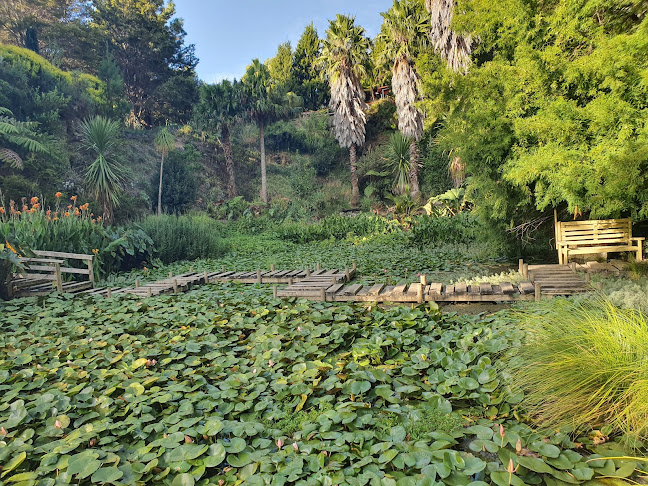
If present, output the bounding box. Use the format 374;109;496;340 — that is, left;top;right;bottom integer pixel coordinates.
350;144;360;207
409;140;420;201
157;151;164;216
221;125;236;198
259;120;267;204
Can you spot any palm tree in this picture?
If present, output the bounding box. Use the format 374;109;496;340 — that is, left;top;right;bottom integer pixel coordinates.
0;107;48;169
154;126;175;216
194;80;242;198
80;116;125;224
320;14;370;207
379;0;430;201
242;59;299;204
425;0;472;73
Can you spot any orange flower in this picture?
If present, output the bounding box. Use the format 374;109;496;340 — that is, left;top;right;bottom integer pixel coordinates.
92;248;99;255
97;216;102;222
64;211;70;217
22;205;28;212
80;203;90;211
55;192;62;198
67;205;72;209
5;241;17;253
0;207;4;214
46;209;51;216
74;209;80;216
32;203;40;210
30;196;39;205
70;195;77;202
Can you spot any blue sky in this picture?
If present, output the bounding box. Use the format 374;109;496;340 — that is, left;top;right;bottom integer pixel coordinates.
174;0;392;83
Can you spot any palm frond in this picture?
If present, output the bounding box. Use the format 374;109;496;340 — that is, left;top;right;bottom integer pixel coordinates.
0;148;23;169
426;0;472;73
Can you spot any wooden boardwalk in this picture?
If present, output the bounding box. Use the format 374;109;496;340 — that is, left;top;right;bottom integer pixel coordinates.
17;261;598;303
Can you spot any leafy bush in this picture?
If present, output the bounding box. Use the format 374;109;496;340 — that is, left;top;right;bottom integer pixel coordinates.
510;299;648;445
277;214;402;243
0;195;153;277
409;213;478;246
139;213;229;263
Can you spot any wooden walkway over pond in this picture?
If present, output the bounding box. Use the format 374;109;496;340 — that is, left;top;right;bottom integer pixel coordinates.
16;260;598;303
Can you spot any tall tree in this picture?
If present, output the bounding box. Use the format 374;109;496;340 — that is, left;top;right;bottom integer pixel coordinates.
154;126;175;216
194;80;242;199
242;59;299;204
80;116;124;224
267;42;294;93
90;0;198;125
379;0;430;200
319;14;370;207
425;0;472;73
293;23;328;110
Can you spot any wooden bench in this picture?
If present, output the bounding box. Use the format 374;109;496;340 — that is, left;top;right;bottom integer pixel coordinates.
555;217;644;265
11;250;95;297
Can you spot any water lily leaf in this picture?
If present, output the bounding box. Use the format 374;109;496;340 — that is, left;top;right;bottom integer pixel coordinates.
490;471;526;486
227;452;252;467
203;444;226;468
516;455;554;474
477;369;497;384
131;358;148;370
378;449;398;464
1;452;26;478
351;381;371;395
458;377;479;390
91;466;123;484
223;437;246;453
614;462;637;478
536;443;561;459
171;473;195;486
6;400;27;428
5;471;38;482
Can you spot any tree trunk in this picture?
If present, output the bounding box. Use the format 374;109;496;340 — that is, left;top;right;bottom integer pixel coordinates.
157;151;164;216
350;144;360;208
259;120;267;204
221;125;237;198
409;140;420;201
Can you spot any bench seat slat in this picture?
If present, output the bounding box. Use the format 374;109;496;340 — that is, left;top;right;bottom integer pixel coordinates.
33;250;94;261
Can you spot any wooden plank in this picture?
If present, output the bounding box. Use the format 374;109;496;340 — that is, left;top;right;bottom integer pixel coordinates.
343;284;363;296
429;283;442;295
468;285;480;294
33;250;94;261
326;283;345;295
444;284;455;295
518;282;535;294
500;282;515;293
479;283;493;295
367;283;385;295
392;284;407;294
454;283;467;294
22;258;65;264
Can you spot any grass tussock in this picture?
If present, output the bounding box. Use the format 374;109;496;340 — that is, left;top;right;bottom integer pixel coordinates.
511;299;648;444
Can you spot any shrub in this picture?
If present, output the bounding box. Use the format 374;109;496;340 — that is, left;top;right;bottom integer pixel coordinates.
277;214;402;243
0;195;153;277
509;299;648;445
409;213;477;246
139;213;229;263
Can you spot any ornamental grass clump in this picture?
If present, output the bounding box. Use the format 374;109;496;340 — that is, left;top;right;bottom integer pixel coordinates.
511;299;648;444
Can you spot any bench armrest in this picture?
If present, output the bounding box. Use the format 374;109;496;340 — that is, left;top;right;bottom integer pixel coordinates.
632;237;645;241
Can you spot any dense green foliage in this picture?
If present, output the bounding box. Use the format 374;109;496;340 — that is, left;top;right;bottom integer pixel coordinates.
277;214;402;243
139;214;229;264
1;288;644;484
0;197;153;277
420;0;648;227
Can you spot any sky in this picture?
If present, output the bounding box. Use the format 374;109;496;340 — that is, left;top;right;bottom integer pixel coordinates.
174;0;393;83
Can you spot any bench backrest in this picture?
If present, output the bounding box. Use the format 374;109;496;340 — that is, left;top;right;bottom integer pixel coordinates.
557;218;632;246
32;250;94;284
